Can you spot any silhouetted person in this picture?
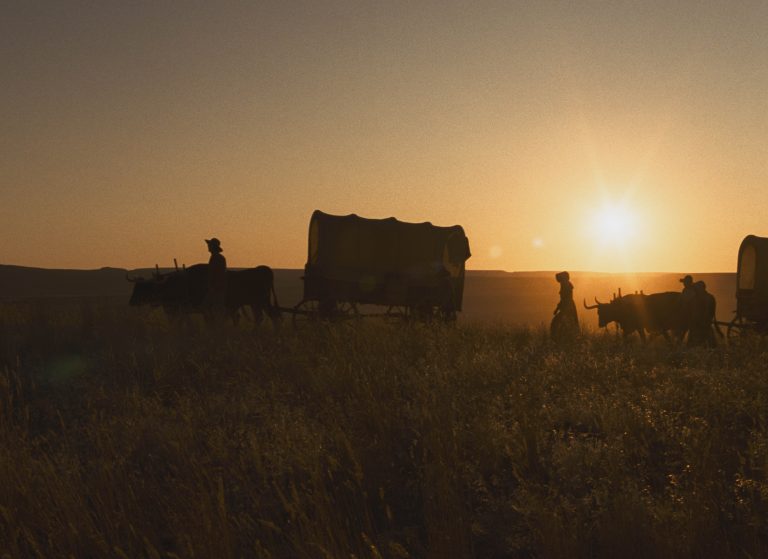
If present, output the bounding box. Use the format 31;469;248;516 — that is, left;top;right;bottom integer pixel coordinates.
551;271;579;341
688;280;717;347
205;237;227;322
680;274;695;299
679;274;696;337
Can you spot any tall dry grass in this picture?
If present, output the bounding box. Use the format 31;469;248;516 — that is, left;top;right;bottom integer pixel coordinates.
1;299;768;558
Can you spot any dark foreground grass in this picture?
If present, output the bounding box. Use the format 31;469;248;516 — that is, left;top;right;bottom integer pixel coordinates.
1;300;768;558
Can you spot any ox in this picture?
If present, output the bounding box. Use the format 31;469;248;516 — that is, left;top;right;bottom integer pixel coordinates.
128;264;281;326
583;290;685;341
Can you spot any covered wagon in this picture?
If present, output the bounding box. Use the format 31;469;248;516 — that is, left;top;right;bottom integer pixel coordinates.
729;234;768;335
294;210;471;321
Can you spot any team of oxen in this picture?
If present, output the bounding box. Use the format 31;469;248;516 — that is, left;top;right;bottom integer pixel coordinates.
127;264;722;344
127;264;281;326
583;287;722;345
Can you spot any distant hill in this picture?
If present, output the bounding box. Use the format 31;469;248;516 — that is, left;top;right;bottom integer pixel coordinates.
0;264;737;327
0;264;133;299
0;264;309;302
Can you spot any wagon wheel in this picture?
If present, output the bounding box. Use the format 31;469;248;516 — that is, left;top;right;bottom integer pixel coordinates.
439;307;458;324
292;299;321;327
322;300;359;322
406;304;440;323
384;305;408;322
292;298;359;327
727;315;750;340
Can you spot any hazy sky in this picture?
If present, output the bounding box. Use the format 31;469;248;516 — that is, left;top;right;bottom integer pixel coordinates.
2;1;767;271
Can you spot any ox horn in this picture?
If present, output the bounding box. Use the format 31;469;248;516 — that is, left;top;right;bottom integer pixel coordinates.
583;298;600;310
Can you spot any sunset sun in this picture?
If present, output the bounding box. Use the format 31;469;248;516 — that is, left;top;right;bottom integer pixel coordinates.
588;200;640;248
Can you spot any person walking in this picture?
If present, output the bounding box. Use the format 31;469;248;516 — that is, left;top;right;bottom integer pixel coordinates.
688;280;717;347
551;271;579;341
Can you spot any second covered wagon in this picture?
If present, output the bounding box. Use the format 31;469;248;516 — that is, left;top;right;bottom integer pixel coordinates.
729;234;768;336
294;210;471;321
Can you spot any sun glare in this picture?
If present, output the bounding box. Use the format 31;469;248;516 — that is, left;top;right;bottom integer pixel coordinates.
589;201;638;248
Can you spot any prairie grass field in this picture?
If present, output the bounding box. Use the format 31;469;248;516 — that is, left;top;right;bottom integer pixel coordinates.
1;299;768;558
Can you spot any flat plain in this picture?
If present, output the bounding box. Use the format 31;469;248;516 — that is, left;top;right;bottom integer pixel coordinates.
1;266;759;559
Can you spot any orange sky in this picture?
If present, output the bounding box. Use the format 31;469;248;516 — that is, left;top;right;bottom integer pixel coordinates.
2;2;767;272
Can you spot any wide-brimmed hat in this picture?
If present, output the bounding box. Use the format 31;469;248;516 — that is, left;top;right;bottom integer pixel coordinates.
205;238;223;252
679;274;693;285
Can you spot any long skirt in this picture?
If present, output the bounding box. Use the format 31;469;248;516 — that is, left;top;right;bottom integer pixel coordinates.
551;305;579;342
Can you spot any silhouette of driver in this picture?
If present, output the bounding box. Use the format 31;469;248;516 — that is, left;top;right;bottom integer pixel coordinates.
205;238;227;321
679;274;696;335
680;274;695;299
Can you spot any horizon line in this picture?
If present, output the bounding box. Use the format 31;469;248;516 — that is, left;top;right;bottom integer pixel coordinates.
0;263;736;275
